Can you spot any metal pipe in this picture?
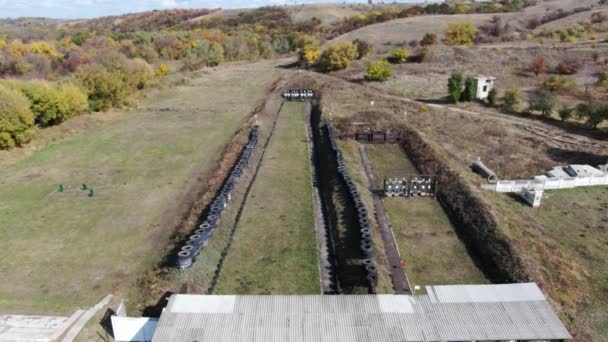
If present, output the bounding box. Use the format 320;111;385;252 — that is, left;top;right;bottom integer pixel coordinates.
471;158;498;183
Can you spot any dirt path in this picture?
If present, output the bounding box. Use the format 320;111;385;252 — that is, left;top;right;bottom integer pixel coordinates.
358;145;411;295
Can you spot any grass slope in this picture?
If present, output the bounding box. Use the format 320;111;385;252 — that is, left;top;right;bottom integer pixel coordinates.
487;187;608;340
365;144;488;287
214;101;320;294
0;61;278;315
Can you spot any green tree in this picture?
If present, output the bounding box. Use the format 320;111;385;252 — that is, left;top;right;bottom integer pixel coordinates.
558;106;574;122
318;42;358;72
576;102;608;128
447;72;463;103
502;88;521;112
0;84;35;149
528;89;555;117
487;88;497;106
420;33;437;46
461;77;477;102
390;47;409;63
445;21;478;46
365;60;393;81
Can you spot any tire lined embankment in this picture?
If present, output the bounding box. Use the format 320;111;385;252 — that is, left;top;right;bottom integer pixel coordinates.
310;102;376;294
206;101;285;294
175;126;259;270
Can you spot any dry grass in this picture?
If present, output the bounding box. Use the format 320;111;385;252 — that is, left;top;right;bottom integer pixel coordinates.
0;60;279;315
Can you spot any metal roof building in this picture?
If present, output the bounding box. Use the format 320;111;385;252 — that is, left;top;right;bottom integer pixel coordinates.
151;283;571;342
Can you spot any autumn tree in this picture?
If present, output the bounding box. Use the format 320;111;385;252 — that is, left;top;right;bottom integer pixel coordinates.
297;35;321;67
0;84;35;149
529;57;547;77
318;42;358;72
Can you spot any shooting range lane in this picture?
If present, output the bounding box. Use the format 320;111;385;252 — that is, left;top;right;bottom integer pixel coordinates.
212;100;320;295
364;144;489;288
358;145;412;295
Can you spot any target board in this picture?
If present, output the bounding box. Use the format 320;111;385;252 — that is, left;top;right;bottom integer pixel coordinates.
384;176;436;197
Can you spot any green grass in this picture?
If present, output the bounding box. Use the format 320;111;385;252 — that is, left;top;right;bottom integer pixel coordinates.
0;62;278;315
365;144;488;288
214;101;320;294
486;187;608;340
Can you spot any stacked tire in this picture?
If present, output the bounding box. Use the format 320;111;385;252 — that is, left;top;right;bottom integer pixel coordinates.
177;126;259;269
325;122;377;288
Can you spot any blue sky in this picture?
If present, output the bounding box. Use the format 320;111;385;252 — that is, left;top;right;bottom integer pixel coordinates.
0;0;429;19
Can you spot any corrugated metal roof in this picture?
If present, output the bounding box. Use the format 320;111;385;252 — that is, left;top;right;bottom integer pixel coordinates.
152;283;571;342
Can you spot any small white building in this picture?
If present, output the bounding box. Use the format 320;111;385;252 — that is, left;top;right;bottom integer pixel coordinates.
475;75;496;100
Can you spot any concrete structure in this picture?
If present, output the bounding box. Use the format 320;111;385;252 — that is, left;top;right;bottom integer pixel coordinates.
474;75;495;100
521;187;543;208
0;312;83;342
123;283;572;342
483;162;608;193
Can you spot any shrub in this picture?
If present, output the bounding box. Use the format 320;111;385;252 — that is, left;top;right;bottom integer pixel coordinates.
318;42;357;72
365;60;393;81
77;64;131;112
555;62;578;75
420;33;437;46
390;47;409;63
461;77;477;102
191;40;224;66
558;105;574;122
124;58;154;90
418;47;432;63
0;84;35;149
542;75;571;92
487;88;497;106
502;88;521;112
57;82;88;117
155;63;169;77
528;88;555;117
14;81;67;127
564;35;577;43
447;72;463;103
445;21;478;45
353;39;373;59
529;56;547;76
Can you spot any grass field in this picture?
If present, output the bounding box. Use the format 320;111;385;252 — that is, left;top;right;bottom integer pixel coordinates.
486;187;608;340
365;144;488;288
214;101;320;294
0;61;279;315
